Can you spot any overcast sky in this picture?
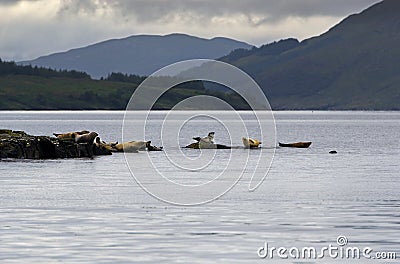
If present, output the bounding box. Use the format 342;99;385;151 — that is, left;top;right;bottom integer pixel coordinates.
0;0;381;61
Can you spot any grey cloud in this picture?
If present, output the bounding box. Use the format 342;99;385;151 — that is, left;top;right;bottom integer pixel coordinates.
57;0;382;25
57;0;104;16
0;0;382;61
0;0;39;5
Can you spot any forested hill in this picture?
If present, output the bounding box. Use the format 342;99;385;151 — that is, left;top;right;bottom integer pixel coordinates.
220;0;400;110
0;60;250;110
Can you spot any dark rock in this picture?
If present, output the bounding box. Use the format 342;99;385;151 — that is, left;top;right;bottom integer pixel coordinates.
216;144;231;149
145;141;163;151
329;150;337;154
147;145;163;151
184;142;231;149
184;142;200;149
0;129;111;159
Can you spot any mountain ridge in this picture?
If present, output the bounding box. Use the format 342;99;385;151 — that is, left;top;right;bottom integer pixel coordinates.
219;0;400;110
20;33;253;78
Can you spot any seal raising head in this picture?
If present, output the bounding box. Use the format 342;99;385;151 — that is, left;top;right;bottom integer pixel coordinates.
75;132;98;144
242;137;262;148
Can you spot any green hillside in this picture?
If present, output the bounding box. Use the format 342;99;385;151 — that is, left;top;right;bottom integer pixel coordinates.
0;61;250;110
220;0;400;110
0;75;133;109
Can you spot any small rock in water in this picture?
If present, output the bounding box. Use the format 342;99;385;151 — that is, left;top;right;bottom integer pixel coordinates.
329;150;337;154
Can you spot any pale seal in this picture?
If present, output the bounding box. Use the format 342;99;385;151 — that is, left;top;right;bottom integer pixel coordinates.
242;137;262;148
53;130;90;139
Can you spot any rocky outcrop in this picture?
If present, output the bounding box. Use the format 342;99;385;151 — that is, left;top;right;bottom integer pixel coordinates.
0;129;111;159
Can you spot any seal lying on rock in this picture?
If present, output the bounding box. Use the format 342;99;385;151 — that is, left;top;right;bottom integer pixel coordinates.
53;130;90;139
193;132;214;143
113;141;149;152
185;132;231;149
112;141;163;152
242;137;262;148
94;138;162;152
147;143;163;151
184;142;230;149
195;132;216;148
75;132;98;144
94;137;118;151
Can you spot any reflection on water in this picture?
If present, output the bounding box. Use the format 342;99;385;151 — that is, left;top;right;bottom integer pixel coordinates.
0;111;399;263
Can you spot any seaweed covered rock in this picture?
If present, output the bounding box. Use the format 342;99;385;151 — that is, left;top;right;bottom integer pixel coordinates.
0;129;111;159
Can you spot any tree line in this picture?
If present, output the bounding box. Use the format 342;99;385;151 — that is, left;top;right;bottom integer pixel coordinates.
0;58;90;79
0;58;208;92
104;72;205;90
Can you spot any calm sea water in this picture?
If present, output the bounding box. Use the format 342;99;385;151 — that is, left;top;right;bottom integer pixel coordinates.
0;111;399;263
